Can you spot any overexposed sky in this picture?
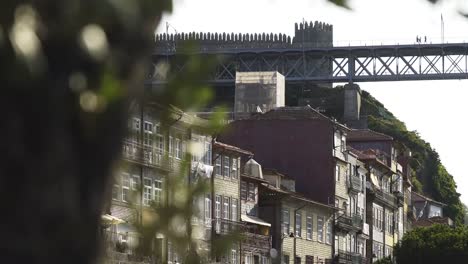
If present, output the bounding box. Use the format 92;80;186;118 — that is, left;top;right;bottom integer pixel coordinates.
158;0;468;204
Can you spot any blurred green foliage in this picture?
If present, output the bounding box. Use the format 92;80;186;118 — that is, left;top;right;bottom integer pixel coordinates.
395;224;468;264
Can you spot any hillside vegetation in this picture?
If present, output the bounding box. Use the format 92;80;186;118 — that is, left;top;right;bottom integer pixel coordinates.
302;86;464;225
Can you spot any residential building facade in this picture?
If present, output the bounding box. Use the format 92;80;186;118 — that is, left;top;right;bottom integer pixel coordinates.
106;103;213;264
347;129;407;263
260;169;335;264
218;106;369;263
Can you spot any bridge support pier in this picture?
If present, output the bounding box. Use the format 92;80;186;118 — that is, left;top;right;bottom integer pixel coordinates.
343;83;366;129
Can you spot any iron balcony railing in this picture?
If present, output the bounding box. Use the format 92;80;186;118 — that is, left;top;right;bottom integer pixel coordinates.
374;189;397;208
214;218;246;235
102;230;151;263
349;176;362;193
122;140;173;170
337;251;366;264
351;214;363;230
242;232;271;252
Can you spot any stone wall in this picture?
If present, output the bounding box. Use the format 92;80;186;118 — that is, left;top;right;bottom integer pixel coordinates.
155;21;333;53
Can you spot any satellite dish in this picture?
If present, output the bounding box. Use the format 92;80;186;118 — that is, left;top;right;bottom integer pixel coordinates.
270;248;278;259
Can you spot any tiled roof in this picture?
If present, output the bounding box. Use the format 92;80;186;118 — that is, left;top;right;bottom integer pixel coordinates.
260;183;338;211
247;106;349;130
347;129;393;142
412;192;447;207
213;141;253;156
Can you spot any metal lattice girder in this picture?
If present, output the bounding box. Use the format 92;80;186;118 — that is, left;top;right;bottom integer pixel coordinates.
150;43;468;85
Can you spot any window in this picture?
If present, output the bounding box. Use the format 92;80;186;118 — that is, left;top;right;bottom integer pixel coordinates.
122;173;130;202
133;118;140;130
295;257;301;264
112;183;120;201
155;123;164;148
317;216;324;242
169;135;174;157
154;179;162;205
341;135;346;152
335;165;340;182
283;255;290;264
143;178;152;206
385;246;393;257
143;121;153;146
373;206;384;231
282;209;290;235
215;195;221;219
231;157;238;179
175;138;181;159
204;142;212;165
215;156;222;176
223;155;230;178
295;211;302;237
386;212;394;234
240;181;247;200
231;249;238;264
335;198;339;208
215;195;221;232
326;221;332;245
223;197;230;220
306;215;313;240
205;194;212;226
245;252;254;264
305;256;314;264
131;176;140;191
248;183;255;201
231;198;238;222
373;242;383;260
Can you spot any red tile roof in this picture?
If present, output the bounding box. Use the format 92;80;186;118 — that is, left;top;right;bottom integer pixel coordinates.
213;141;254;156
246;106;350;131
347;129;393;142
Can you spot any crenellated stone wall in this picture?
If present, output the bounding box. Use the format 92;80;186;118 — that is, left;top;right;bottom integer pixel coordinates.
154;21;333;52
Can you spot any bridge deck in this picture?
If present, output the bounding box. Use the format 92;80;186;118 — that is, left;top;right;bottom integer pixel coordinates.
151;43;468;84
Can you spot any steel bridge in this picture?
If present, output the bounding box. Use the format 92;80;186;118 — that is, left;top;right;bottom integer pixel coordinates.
151;43;468;85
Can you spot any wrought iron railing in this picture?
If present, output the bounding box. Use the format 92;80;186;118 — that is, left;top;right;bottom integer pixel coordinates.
102;230;151;263
242;232;271;252
214;218;245;235
375;189;397;208
349;176;362;192
122;140;173;170
351;214;363;229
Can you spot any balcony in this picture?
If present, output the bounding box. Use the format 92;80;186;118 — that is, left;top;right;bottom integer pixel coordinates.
348;176;362;193
122;140;173;170
394;190;405;207
102;230;151;264
336;213;363;233
374;189;397;209
214;218;245;235
337;251;366;264
242;232;271;253
351;214;363;230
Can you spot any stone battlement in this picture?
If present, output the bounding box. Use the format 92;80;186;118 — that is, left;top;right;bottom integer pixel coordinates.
154;21;333;52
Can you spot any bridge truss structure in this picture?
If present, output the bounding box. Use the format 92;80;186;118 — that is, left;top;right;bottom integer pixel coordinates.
151;43;468;85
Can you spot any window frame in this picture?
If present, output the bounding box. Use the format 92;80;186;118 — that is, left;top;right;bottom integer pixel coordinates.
143;177;153;206
231;198;238;222
317;216;324;242
306;215;313;240
223;155;230;178
282;209;290;235
295;211;302;237
222;196;230;220
153;178;162;205
121;173;130;203
326;220;332;245
247;182;255;201
240;181;247;200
